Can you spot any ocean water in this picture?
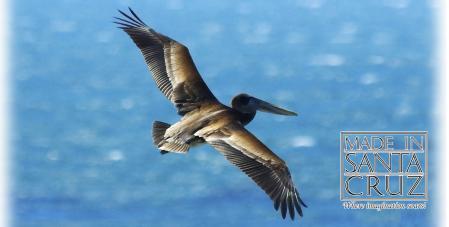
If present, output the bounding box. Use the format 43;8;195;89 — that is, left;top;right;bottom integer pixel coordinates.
12;0;435;226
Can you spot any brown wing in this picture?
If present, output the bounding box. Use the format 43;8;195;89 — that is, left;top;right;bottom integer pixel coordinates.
115;8;218;115
197;122;307;220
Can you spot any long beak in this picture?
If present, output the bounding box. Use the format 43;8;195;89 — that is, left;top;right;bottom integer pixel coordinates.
254;98;298;116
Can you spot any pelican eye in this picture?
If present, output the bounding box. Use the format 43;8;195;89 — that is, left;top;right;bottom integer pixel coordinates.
240;96;250;105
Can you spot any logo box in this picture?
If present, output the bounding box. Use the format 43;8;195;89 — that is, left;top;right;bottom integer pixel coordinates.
340;131;428;201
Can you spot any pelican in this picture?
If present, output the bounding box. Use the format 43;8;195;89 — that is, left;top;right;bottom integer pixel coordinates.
115;8;307;220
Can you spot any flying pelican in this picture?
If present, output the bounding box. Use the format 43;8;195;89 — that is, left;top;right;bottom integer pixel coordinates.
114;8;307;220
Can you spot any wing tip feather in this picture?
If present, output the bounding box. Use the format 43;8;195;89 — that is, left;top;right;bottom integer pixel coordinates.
114;7;147;29
274;187;306;220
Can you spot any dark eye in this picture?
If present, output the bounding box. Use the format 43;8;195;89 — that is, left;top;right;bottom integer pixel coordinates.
240;96;250;105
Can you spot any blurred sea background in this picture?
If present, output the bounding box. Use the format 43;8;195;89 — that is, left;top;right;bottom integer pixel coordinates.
11;0;436;226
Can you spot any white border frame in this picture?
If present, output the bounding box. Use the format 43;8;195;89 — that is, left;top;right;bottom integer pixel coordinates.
0;0;10;226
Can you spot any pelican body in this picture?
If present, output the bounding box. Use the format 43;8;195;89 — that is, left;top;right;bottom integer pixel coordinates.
115;8;306;220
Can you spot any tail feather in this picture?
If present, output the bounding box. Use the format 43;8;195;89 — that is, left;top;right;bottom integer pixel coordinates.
152;121;190;154
159;142;189;153
152;121;171;147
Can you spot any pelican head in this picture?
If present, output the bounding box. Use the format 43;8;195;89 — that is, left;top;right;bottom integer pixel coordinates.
231;93;298;117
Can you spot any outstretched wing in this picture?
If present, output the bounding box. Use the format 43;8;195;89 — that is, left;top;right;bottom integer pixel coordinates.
197;122;307;220
115;8;218;115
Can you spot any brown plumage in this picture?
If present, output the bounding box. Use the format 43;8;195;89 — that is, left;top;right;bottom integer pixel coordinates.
115;8;306;220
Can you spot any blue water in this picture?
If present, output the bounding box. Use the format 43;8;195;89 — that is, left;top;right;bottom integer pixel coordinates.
12;0;435;226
